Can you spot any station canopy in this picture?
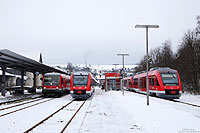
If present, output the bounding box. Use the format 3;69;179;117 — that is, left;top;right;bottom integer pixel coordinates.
0;49;66;74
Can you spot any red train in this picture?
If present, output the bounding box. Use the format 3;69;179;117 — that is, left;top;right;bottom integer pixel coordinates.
70;71;97;99
42;73;70;97
125;67;182;99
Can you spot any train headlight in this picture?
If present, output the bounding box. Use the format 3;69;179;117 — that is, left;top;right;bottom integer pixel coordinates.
56;87;58;89
73;87;75;89
44;87;46;89
85;87;87;89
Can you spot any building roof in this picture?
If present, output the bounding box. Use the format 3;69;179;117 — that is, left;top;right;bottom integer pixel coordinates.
0;49;67;74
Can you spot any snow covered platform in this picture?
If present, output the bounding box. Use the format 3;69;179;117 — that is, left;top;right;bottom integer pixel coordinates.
68;88;200;133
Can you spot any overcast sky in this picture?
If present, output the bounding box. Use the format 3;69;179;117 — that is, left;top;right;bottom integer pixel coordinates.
0;0;200;65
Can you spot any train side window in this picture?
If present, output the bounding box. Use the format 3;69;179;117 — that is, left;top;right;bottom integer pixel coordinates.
129;79;131;86
152;76;155;86
142;77;146;88
144;78;146;88
156;77;159;86
139;79;141;88
149;76;152;86
133;79;137;86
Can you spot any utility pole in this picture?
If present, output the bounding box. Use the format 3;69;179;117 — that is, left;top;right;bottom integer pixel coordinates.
113;64;119;72
117;53;129;95
135;24;159;105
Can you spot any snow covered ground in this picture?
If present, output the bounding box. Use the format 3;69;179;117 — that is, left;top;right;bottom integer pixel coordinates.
0;95;73;133
0;88;200;133
177;93;200;105
68;89;200;133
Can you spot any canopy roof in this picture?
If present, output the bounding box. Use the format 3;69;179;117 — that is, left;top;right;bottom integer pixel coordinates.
0;49;66;74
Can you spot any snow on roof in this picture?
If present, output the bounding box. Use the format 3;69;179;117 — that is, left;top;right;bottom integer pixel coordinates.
17;51;40;62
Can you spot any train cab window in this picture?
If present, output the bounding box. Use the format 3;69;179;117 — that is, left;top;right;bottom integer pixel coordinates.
73;75;88;86
160;73;178;86
43;75;60;86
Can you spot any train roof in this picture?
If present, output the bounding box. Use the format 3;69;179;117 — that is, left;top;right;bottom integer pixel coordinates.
44;72;69;77
44;72;61;76
134;67;178;78
73;71;90;76
150;67;177;73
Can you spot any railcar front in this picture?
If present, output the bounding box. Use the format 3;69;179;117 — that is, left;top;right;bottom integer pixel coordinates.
156;68;182;99
70;71;94;99
42;73;69;97
133;67;182;99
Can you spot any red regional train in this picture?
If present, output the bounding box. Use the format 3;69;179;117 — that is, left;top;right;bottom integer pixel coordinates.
126;67;182;99
70;71;97;99
42;73;70;97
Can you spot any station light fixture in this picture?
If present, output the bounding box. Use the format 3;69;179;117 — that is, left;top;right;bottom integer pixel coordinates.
135;24;159;106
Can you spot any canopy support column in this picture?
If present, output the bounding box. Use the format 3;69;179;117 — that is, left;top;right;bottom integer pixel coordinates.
1;65;7;96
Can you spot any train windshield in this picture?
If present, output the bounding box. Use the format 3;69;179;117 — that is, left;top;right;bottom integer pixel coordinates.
160;73;179;86
43;75;60;86
73;75;88;86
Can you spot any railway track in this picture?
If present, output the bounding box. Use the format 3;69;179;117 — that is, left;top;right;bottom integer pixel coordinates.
168;99;200;108
0;95;42;106
0;97;44;111
0;98;54;118
125;89;200;108
24;100;86;133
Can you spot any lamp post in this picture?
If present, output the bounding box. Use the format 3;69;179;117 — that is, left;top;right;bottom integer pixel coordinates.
113;64;119;71
135;24;159;105
117;53;129;95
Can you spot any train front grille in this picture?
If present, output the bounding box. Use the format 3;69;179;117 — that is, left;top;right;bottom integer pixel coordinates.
165;89;179;95
74;90;86;95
